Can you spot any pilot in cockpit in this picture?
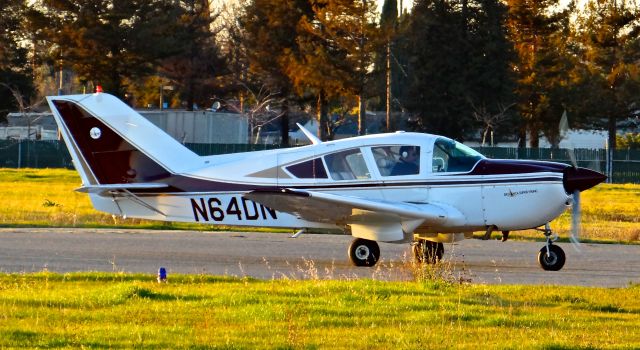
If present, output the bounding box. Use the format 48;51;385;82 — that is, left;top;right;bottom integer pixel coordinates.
390;146;419;175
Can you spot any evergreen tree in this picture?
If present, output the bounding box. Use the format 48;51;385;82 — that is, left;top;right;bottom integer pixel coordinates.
574;0;640;151
372;0;399;131
0;0;34;122
32;0;226;105
283;0;378;140
400;0;514;141
159;0;227;111
505;0;572;147
240;0;314;145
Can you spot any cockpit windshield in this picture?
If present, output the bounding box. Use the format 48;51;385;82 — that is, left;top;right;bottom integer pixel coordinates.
432;138;484;173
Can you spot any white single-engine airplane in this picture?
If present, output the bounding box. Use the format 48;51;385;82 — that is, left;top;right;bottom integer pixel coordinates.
47;92;606;271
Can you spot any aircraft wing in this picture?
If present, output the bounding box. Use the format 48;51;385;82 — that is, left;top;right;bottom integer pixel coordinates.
244;189;463;241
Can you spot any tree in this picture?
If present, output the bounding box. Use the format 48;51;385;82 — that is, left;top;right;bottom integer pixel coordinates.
574;0;640;152
373;0;399;131
0;0;34;122
505;0;573;147
283;0;379;140
239;0;315;145
158;0;227;111
400;0;515;141
32;0;226;105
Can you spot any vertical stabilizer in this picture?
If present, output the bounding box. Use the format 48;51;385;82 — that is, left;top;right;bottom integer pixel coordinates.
47;93;201;185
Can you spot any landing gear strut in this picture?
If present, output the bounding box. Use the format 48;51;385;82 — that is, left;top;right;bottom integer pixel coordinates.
412;240;444;264
536;223;566;271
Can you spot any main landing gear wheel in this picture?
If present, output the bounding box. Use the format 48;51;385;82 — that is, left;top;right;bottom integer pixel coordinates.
537;244;566;271
412;241;444;264
348;238;380;267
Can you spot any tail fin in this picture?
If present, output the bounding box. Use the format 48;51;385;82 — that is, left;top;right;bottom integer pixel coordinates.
47;93;200;185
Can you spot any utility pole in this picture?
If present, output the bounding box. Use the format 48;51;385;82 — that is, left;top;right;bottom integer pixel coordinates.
386;41;391;132
357;0;367;136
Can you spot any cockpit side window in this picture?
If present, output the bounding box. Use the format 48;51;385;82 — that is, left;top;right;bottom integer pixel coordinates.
286;158;328;179
432;138;484;173
324;149;370;180
372;145;420;176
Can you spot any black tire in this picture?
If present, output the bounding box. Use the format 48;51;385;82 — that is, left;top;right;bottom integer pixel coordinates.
348;238;380;267
537;244;566;271
412;241;444;264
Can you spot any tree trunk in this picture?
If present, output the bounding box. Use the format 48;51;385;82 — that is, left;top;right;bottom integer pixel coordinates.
280;99;290;147
608;114;617;151
358;93;366;136
528;122;539;148
317;90;329;141
518;123;527;148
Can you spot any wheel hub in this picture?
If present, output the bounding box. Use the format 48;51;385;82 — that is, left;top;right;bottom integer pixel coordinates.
355;245;370;260
543;252;558;265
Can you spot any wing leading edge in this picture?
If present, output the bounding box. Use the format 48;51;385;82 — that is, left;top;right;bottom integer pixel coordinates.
244;189;465;242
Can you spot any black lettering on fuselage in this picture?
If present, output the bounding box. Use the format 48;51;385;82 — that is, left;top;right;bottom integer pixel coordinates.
260;204;278;220
208;198;225;221
242;197;259;220
190;196;278;222
191;198;208;222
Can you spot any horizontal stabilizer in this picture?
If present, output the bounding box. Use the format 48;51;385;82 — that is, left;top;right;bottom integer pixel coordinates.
76;183;169;195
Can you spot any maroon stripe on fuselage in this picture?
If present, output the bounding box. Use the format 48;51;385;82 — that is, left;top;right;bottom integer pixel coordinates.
466;159;568;175
129;159;569;194
129;174;563;195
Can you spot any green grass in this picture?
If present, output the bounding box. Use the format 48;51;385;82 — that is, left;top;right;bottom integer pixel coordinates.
0;168;638;242
0;168;284;232
0;273;638;349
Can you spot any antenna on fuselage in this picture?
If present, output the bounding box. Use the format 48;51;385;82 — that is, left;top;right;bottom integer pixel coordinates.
296;122;322;145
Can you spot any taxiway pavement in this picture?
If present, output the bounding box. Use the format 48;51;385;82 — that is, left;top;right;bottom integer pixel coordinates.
0;228;638;287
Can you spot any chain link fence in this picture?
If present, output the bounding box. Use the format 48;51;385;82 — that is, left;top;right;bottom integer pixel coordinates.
1;140;638;183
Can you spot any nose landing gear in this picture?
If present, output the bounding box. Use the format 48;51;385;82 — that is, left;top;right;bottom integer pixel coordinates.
536;223;566;271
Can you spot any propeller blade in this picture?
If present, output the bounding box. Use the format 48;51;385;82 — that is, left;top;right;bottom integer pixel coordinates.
570;189;582;251
568;148;577;168
559;111;578;168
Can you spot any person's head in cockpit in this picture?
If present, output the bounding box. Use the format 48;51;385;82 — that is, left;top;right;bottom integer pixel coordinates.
391;146;419;176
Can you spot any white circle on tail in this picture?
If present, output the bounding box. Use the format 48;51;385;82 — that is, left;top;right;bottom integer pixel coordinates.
89;127;102;139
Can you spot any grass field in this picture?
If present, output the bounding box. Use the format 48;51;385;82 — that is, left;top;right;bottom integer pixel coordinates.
0;273;637;348
0;168;638;243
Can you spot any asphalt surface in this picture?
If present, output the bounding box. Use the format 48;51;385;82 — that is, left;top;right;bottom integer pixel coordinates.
0;228;638;287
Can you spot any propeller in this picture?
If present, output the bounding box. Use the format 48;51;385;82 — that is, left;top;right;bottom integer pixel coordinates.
559;110;581;250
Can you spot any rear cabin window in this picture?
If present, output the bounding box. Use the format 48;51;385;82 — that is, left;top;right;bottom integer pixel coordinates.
432;138;484;173
372;145;421;176
324;149;370;180
286;158;328;179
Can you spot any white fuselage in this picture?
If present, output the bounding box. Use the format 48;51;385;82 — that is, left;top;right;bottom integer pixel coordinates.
90;133;571;238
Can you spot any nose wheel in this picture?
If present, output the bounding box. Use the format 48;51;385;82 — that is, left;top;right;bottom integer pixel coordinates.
537;244;566;271
537;223;566;271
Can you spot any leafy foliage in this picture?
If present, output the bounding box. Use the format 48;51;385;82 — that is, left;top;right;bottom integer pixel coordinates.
399;0;515;141
617;132;640;149
0;0;35;122
573;0;640;149
31;0;226;106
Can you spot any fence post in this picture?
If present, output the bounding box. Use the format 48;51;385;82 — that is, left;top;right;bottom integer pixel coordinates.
17;140;21;169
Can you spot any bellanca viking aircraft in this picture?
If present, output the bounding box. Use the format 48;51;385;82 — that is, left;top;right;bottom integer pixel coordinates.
46;91;606;271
